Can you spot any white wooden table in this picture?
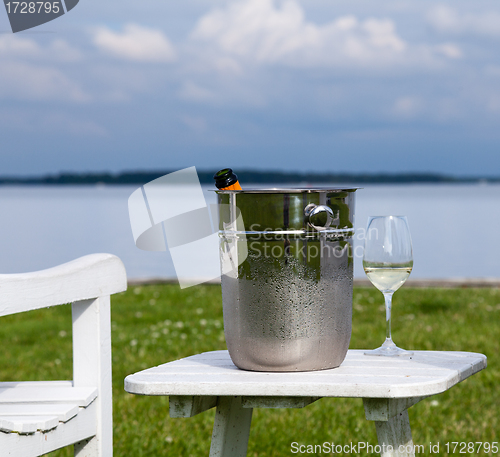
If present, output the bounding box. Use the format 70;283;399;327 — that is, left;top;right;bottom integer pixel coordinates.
125;350;486;457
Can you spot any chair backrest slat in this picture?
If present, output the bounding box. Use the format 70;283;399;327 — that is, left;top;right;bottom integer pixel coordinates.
0;254;127;317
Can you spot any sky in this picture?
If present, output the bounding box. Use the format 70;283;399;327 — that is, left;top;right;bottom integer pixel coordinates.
1;0;500;177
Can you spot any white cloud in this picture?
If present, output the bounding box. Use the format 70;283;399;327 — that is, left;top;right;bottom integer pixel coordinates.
0;35;39;56
428;5;500;38
392;96;423;118
0;61;89;102
0;109;107;136
47;39;84;62
179;81;216;102
40;113;108;136
487;94;500;113
484;65;500;77
190;0;408;68
93;23;176;62
0;35;82;62
435;43;462;59
211;56;243;75
180;115;208;133
0;36;87;103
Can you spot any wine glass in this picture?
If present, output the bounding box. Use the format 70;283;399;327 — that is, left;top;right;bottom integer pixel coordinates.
363;216;413;357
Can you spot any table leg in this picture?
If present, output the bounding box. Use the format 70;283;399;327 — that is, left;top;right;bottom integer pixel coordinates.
374;409;414;457
363;398;425;457
209;396;253;457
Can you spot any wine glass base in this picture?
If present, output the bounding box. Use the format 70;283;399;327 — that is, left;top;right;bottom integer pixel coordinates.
364;340;414;357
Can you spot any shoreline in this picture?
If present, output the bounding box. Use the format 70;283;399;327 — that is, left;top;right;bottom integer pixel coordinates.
127;277;500;288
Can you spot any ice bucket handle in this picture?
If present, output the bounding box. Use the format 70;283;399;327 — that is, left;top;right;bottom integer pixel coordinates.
305;204;335;231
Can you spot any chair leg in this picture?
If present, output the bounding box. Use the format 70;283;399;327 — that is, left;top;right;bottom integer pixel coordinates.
74;437;98;456
72;297;113;456
209;396;252;457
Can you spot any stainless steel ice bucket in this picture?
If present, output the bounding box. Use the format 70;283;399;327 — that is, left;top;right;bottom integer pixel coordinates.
216;188;357;372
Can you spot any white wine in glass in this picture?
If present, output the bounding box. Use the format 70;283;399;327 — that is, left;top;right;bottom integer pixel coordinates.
363;216;414;357
364;266;412;293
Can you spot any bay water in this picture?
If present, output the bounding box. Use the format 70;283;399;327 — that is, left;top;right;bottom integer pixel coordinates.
0;183;498;281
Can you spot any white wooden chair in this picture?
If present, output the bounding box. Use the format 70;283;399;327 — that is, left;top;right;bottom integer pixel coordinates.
0;253;127;456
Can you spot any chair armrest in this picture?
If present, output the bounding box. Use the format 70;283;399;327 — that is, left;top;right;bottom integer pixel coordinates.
0;254;127;317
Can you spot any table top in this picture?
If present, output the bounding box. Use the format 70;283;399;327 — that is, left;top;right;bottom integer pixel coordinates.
125;350;486;399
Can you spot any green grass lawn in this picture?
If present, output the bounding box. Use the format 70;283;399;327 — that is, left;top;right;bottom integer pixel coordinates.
0;285;498;456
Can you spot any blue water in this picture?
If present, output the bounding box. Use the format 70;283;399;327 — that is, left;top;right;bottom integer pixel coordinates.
0;183;498;280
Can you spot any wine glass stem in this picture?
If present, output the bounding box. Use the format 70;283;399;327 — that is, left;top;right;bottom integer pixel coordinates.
384;291;393;342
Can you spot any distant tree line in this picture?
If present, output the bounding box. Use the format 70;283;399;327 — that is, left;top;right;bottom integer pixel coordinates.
0;169;496;185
